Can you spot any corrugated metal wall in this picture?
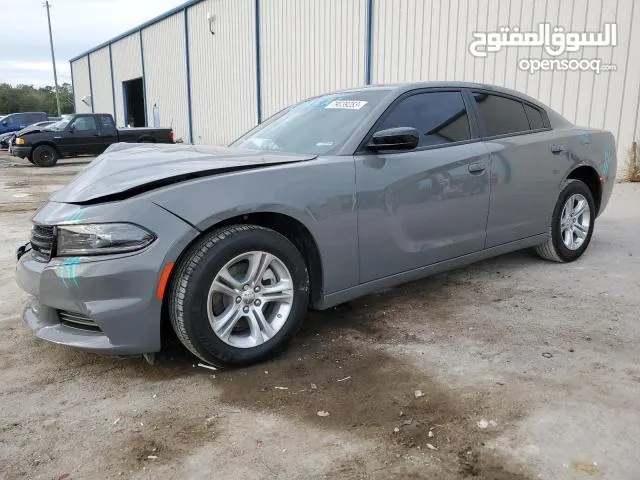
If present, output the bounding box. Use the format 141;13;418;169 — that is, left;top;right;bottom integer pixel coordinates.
187;0;257;145
88;47;113;117
71;0;640;176
259;0;366;118
111;33;143;126
372;0;639;176
142;12;190;142
71;56;91;114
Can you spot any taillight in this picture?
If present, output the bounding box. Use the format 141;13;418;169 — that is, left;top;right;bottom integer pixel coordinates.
169;130;174;143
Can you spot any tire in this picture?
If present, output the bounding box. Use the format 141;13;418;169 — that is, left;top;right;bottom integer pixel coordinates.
535;179;595;262
31;144;59;167
168;224;309;367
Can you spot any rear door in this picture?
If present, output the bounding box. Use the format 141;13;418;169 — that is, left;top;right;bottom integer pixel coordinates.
25;113;45;126
355;89;491;282
15;113;29;129
471;91;561;247
96;115;118;153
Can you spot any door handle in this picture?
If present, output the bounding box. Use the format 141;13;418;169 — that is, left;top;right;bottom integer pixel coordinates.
551;144;565;154
468;162;486;173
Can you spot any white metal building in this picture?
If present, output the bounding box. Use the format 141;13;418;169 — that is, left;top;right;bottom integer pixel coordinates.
70;0;640;177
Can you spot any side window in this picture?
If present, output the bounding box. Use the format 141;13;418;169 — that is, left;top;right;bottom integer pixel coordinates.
4;115;17;126
71;116;97;131
524;104;546;130
26;113;41;124
472;92;530;137
377;91;471;147
98;115;115;129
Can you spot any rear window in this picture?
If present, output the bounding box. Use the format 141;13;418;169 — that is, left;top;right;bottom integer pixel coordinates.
26;113;45;123
524;104;546;130
472;92;531;137
98;115;115;129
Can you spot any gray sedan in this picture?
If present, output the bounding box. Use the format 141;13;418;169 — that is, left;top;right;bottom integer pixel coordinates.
15;82;616;367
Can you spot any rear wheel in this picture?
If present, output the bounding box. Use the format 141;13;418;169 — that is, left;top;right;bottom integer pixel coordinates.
535;179;595;262
169;225;309;367
31;145;59;167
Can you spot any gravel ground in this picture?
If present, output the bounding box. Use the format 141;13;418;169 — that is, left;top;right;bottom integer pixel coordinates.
1;152;639;479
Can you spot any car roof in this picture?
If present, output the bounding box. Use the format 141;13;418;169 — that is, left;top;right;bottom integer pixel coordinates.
340;81;545;106
333;81;569;125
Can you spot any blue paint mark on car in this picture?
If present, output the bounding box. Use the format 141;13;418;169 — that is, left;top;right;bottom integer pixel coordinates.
64;210;83;224
59;257;81;288
602;147;612;176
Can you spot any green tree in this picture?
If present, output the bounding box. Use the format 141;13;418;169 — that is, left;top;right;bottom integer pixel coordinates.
0;83;74;116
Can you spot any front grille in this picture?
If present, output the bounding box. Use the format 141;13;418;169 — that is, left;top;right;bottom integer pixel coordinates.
30;225;55;261
58;310;102;332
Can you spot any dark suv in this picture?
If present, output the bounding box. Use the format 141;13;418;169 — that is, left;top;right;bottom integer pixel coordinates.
0;112;48;135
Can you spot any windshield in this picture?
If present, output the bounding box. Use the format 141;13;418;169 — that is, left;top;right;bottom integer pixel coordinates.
49;119;71;131
232;89;392;155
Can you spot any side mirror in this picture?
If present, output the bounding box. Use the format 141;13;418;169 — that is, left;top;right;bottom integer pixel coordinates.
68;125;75;133
1;120;6;126
367;127;419;151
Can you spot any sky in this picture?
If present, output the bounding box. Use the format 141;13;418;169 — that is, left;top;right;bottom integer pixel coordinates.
0;0;185;87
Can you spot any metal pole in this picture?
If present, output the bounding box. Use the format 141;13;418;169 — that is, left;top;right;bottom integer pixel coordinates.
44;1;61;117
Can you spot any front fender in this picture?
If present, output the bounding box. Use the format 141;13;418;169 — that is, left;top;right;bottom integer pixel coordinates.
148;157;359;294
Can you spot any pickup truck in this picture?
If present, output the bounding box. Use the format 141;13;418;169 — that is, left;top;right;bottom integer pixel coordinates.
11;113;174;167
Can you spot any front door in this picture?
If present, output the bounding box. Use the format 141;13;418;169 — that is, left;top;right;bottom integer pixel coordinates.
61;115;100;155
356;90;491;283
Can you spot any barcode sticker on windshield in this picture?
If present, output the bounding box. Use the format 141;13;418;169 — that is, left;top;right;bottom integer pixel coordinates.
325;100;368;110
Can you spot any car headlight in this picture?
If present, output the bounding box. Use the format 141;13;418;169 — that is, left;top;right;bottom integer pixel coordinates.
15;137;25;145
56;223;155;256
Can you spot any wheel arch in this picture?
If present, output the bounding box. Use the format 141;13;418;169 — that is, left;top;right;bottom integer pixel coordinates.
566;165;602;215
162;211;325;314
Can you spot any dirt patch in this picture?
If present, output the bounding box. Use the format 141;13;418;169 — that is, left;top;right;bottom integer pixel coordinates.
114;408;215;471
172;302;533;479
0;261;533;479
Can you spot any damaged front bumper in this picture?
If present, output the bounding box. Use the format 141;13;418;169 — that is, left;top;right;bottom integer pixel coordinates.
15;199;199;355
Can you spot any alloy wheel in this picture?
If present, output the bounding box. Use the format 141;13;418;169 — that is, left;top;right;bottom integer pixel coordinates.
206;251;294;348
560;193;591;250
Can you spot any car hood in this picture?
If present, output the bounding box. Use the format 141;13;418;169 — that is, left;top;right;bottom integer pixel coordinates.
51;143;316;204
19;128;50;135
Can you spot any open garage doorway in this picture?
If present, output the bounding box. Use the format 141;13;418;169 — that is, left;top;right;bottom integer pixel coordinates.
122;78;146;127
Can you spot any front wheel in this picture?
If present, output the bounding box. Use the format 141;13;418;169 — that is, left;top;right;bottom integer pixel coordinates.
168;225;309;367
31;145;59;167
535;179;595;262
